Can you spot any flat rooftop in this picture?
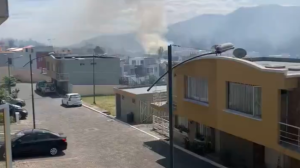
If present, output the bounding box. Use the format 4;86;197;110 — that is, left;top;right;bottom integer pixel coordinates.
121;85;167;95
245;57;300;75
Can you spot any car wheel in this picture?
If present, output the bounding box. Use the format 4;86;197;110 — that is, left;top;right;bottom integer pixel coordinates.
2;152;5;159
49;147;59;156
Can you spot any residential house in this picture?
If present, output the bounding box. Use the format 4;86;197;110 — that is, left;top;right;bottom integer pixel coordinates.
151;55;300;168
0;0;8;26
44;54;121;96
120;56;161;86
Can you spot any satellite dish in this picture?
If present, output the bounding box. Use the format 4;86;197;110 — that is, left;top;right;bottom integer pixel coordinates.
233;48;247;58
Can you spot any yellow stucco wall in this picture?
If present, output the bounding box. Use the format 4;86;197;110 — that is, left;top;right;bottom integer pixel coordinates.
158;57;300;160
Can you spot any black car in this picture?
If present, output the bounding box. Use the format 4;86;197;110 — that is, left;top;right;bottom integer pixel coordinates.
0;129;67;159
9;104;28;120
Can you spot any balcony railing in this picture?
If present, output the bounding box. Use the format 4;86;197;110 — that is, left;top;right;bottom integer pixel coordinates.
279;122;300;152
56;73;69;81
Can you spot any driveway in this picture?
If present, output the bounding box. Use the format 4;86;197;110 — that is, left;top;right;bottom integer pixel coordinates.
9;83;219;168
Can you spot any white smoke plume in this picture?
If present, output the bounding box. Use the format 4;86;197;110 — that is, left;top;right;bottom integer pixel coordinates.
51;0;168;53
126;0;169;54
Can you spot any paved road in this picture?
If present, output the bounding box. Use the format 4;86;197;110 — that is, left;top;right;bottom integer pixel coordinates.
7;83;218;168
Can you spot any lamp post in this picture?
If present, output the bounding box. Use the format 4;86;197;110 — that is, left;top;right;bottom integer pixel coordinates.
167;45;174;168
92;54;96;104
7;57;12;94
25;48;36;129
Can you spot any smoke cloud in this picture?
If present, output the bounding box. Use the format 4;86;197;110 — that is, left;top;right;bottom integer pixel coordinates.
54;0;168;53
126;0;168;54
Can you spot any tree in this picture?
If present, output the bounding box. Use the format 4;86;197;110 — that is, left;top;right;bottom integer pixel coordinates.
94;46;105;55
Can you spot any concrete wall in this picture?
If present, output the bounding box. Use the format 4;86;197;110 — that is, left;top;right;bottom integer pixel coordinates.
0;0;8;24
63;58;121;85
119;94;139;123
0;66;51;83
72;85;125;96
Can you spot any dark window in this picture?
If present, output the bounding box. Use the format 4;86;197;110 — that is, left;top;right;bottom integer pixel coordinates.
132;99;135;104
19;134;35;142
122;95;124;99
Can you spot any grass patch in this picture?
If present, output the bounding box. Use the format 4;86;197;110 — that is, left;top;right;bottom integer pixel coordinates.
82;95;116;116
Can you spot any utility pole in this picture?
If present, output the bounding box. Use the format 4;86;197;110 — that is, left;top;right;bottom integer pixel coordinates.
167;45;174;168
27;49;36;129
7;57;12;94
92;54;96;104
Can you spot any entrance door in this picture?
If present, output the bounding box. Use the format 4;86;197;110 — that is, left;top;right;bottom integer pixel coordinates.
116;94;121;119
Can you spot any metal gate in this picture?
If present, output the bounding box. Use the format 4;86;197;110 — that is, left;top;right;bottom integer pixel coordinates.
139;101;168;124
152;115;169;137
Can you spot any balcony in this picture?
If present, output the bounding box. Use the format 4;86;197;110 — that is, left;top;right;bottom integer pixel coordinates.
279;122;300;153
0;0;9;25
56;73;69;81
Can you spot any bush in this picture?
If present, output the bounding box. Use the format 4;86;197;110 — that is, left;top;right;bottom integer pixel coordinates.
0;113;15;124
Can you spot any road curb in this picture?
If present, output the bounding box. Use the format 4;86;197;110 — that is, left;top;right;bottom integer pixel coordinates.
82;104;227;168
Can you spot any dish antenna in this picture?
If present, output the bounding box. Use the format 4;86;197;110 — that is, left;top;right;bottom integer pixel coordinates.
233;48;247;58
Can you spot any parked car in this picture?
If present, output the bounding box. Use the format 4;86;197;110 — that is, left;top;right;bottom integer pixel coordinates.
61;93;82;107
5;96;26;107
9;104;28;120
0;129;67;160
36;81;56;94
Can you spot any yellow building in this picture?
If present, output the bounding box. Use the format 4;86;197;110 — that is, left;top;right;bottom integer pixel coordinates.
151;56;300;168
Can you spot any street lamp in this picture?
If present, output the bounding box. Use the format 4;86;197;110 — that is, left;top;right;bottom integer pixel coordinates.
147;43;235;168
92;55;96;104
23;48;36;129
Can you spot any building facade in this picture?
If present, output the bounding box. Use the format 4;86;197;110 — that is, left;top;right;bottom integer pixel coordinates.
151;55;300;168
45;54;121;95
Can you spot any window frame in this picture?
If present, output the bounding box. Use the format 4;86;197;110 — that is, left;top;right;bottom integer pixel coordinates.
185;76;209;104
226;82;262;119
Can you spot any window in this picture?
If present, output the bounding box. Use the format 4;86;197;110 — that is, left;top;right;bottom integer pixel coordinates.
227;82;262;118
36;133;50;140
19;134;35;142
132;99;135;104
80;63;85;66
140;60;144;65
175;115;189;133
196;123;211;140
122;95;124;99
185;76;208;103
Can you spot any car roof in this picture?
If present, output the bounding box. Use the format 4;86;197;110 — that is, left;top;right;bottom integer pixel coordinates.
66;93;80;96
21;128;55;135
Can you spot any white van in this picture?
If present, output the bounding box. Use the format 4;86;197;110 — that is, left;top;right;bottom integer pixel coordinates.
61;93;82;107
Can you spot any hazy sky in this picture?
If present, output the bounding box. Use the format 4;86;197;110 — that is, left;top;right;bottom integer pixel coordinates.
0;0;299;46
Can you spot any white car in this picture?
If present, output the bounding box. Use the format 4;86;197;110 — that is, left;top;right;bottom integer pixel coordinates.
61;93;82;107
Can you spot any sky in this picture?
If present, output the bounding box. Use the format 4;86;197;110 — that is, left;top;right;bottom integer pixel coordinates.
0;0;299;46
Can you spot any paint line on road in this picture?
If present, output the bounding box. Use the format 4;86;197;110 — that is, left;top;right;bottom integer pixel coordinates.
82;104;228;168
